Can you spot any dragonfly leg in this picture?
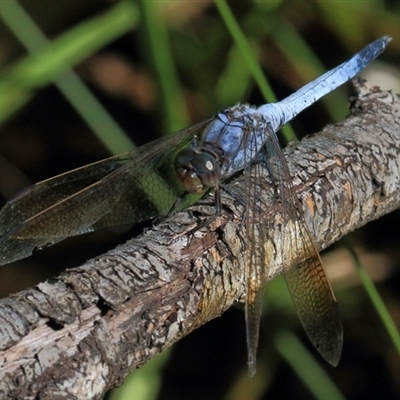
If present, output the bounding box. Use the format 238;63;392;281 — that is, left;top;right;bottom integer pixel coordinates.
214;184;221;214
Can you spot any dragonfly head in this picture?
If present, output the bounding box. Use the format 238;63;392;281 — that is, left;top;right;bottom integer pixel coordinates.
174;147;221;194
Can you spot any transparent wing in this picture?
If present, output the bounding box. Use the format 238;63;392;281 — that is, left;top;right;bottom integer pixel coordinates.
240;120;342;376
242;141;270;378
244;35;390;367
0;119;212;265
263;127;343;366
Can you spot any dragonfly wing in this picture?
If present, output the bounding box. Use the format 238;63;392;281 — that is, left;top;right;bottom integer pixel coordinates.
263;128;343;366
237;125;276;378
91;118;213;229
284;218;343;365
0;153;132;236
0;119;212;265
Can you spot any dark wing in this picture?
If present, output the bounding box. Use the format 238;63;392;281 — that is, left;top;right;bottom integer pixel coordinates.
263;127;343;366
0;118;212;265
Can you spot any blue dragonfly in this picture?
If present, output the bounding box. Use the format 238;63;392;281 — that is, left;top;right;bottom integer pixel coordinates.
0;36;390;376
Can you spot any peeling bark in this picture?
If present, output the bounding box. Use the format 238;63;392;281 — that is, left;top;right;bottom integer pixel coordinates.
0;79;399;399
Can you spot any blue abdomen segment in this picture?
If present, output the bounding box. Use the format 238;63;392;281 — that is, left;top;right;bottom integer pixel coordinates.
257;36;391;131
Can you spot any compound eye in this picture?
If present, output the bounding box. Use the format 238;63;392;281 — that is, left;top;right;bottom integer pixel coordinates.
174;148;221;194
192;152;220;190
174;148;195;170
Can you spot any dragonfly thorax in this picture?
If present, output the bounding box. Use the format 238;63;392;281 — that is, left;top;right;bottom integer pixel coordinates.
174;147;221;194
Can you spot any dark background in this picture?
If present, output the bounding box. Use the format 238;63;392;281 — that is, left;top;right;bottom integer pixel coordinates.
0;1;399;399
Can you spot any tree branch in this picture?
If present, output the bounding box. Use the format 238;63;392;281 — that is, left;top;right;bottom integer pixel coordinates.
1;79;399;399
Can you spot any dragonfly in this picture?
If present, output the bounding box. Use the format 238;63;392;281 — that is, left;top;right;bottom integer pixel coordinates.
0;36;390;376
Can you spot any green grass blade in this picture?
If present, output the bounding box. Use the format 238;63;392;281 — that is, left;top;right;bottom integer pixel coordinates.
140;0;189;134
215;42;254;107
214;0;276;104
0;1;139;87
214;0;296;142
0;0;176;210
271;20;350;121
343;239;400;355
55;73;136;154
0;0;139;154
275;331;346;400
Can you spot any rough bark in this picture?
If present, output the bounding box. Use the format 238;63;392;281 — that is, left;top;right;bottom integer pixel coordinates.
0;79;399;399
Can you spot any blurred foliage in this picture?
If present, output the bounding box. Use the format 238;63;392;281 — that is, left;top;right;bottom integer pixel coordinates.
0;0;399;399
